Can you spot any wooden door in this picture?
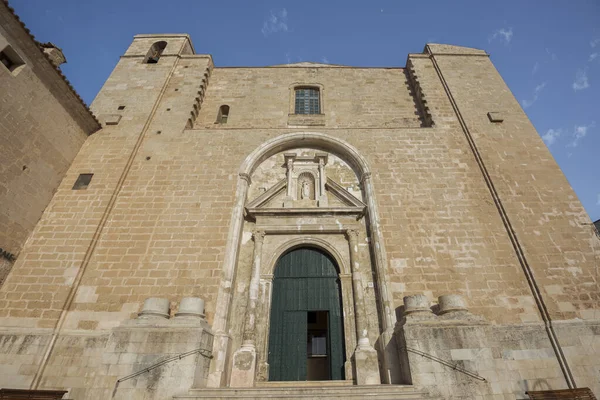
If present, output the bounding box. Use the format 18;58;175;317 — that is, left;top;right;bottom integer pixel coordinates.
267;247;345;381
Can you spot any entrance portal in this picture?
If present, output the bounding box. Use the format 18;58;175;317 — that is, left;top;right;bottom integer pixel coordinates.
267;247;345;381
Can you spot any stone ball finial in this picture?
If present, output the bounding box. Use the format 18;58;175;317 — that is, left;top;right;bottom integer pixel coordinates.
438;294;468;314
175;297;205;319
403;294;432;315
138;297;170;319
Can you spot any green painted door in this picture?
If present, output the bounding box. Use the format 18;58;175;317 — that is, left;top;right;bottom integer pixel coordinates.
268;247;345;381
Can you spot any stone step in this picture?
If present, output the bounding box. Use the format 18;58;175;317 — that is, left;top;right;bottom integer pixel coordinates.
256;380;353;387
174;384;432;399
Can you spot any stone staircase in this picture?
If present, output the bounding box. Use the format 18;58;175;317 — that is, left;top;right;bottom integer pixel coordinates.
174;381;433;399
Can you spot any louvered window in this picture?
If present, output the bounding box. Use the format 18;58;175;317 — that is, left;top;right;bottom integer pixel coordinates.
295;88;320;115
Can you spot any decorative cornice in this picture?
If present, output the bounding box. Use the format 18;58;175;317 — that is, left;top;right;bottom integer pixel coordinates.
255;224;360;235
325;178;366;208
246;178;286;209
246;206;365;217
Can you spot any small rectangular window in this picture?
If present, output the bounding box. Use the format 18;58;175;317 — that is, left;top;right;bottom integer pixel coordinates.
72;173;93;190
117;105;126;110
0;45;25;75
295;88;320;115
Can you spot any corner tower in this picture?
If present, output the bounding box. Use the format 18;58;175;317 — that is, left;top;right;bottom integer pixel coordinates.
91;34;212;135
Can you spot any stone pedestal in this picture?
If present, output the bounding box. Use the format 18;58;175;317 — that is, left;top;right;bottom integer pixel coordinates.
354;345;381;385
138;297;170;319
438;294;467;314
229;343;257;387
176;297;205;319
403;295;430;314
402;295;435;321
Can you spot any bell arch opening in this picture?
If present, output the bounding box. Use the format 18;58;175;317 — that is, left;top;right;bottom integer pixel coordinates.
267;247;346;382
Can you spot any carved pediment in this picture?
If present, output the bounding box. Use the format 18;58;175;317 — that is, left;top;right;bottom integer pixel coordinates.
246;177;366;217
246;150;365;218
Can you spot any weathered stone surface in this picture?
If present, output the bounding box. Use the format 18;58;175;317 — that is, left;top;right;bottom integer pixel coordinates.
0;2;99;286
395;315;600;399
0;10;598;399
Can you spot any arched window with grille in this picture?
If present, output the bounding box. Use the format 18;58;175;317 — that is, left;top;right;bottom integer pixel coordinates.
295;87;320;115
144;41;167;64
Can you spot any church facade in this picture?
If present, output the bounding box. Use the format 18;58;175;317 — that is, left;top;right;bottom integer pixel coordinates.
1;9;599;400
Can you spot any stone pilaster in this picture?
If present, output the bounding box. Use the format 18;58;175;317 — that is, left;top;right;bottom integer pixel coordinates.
347;229;380;385
339;273;356;381
206;173;251;388
242;231;265;344
229;230;265;387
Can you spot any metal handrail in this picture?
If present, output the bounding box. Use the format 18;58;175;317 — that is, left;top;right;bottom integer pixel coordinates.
401;346;486;381
117;347;212;383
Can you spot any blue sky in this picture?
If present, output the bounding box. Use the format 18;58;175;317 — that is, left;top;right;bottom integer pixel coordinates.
10;0;600;221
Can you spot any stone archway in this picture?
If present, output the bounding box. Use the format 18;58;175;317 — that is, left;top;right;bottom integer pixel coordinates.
206;132;396;388
258;237;357;384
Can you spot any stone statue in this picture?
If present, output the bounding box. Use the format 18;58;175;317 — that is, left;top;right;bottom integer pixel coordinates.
301;180;311;199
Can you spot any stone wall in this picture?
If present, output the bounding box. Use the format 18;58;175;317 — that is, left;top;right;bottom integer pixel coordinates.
0;32;598;398
427;44;598;321
0;2;99;285
1;125;561;329
395;295;600;399
196;67;423;129
0;309;213;399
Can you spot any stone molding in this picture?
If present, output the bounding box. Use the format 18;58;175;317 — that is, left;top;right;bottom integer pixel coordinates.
208;131;396;387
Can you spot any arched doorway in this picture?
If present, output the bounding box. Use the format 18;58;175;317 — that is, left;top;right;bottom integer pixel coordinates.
267;247;345;381
208;132;395;388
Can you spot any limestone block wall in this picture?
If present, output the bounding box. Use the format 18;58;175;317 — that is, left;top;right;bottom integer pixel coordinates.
0;316;213;399
0;126;553;330
0;36;597;397
395;306;600;398
0;34;213;330
195;67;423;129
0;2;99;286
0;330;51;388
552;321;600;393
427;44;599;321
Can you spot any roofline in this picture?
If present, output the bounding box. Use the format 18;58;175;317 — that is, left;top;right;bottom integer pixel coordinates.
214;66;405;70
2;0;101;133
134;33;191;39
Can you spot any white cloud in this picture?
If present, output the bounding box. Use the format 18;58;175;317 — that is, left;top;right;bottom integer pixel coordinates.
568;122;595;147
262;9;288;37
489;27;513;45
572;68;590;91
541;129;561;146
522;82;547;108
532;62;539;75
589;52;599;62
546;48;558;61
321;56;329;64
591;38;600;48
